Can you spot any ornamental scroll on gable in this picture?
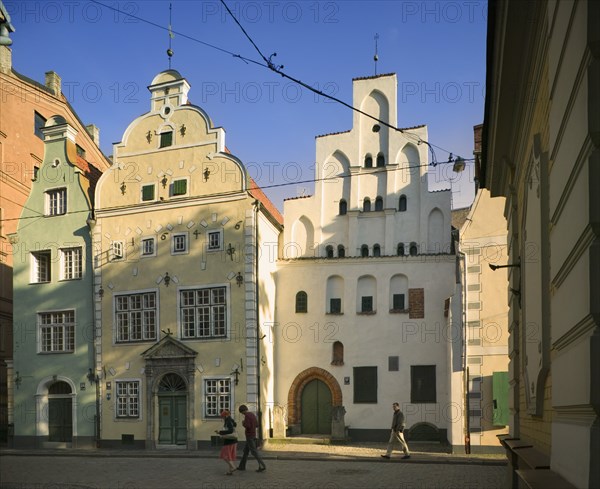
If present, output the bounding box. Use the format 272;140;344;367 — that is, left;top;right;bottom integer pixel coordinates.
142;335;198;360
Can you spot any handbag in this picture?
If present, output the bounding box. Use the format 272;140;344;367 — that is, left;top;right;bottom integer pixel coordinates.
221;428;238;440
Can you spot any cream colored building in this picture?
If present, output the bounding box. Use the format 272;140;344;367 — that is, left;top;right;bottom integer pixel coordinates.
92;70;281;448
482;0;599;486
274;73;457;443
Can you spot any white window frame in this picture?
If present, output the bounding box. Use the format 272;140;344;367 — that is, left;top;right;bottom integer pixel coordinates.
31;250;52;283
203;377;233;419
111;241;124;261
38;310;75;353
60;247;83;280
45;187;67;216
114;290;159;343
206;229;223;252
115;379;141;419
171;232;189;255
141;237;156;258
179;284;229;340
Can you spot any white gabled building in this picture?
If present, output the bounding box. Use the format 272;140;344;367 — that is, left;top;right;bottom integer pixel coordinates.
273;73;458;443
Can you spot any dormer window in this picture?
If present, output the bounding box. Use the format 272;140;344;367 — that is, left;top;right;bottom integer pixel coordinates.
364;155;373;168
376;153;385;167
363;198;371;212
339;199;347;216
375;196;383;211
159;131;173;148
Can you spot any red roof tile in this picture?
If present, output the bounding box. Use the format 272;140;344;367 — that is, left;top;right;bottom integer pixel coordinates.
248;177;283;226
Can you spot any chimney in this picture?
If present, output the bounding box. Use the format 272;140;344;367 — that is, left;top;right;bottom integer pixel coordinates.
0;45;10;74
45;71;61;97
86;124;100;146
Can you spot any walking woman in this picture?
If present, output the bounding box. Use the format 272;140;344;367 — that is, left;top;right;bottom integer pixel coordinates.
216;409;238;475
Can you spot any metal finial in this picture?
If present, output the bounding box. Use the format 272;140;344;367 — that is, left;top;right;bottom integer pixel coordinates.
374;33;379;76
167;3;174;69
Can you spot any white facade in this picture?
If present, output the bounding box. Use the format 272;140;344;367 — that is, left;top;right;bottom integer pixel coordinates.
274;74;457;443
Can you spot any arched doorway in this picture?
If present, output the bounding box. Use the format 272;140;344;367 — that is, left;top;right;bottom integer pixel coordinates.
157;373;187;445
301;379;332;434
48;381;72;442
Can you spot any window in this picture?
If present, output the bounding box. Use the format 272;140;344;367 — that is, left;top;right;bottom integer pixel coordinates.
399;195;407;212
397;243;405;256
354;366;377;403
159;131;173;148
364;155;373;168
32;250;51;283
337;245;345;258
207;230;222;251
172;233;188;254
181;286;227;339
339;199;347;215
326;245;334;258
34;111;47;139
295;291;308;313
375;196;383;211
332;341;344;366
411;365;436;403
361;296;373;313
392;294;406;311
39;310;75;353
409;242;418;256
112;241;124;261
361;245;369;257
204;378;231;418
46;188;66;216
141;184;155;202
363;198;371;212
141;238;155;257
76;144;86;158
329;298;342;314
61;247;82;280
373;244;381;257
116;380;140;418
115;292;157;343
376;153;385;167
388;356;399;371
171;179;187;196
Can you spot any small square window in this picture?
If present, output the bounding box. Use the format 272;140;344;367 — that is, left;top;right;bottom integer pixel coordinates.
207;230;222;251
171;179;187;196
46;188;67;216
330;298;342;314
34;111;47;140
388;356;399;371
112;241;124;261
141;184;155;202
172;233;188;254
141;238;155;257
32;251;51;283
159;131;173;148
361;296;373;313
392;294;405;311
411;365;436;403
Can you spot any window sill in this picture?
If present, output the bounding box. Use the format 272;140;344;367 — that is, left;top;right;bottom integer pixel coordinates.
389;309;409;314
357;311;376;315
326;312;343;315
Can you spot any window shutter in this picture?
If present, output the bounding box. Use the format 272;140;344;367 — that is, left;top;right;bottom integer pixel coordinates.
173;179;187;195
353;367;377;403
142;185;155;201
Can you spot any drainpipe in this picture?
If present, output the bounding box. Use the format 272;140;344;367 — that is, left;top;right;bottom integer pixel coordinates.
253;199;263;443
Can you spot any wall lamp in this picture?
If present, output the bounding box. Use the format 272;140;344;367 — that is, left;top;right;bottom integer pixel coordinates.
489;263;521;271
87;368;99;385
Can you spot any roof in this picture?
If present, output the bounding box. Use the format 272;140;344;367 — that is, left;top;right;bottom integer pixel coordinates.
316;124;425;139
352;73;396;82
283;195;312;202
451;207;471;229
248;177;283;226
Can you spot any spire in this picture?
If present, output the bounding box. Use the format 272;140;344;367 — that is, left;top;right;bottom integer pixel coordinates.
373;33;379;76
167;3;174;69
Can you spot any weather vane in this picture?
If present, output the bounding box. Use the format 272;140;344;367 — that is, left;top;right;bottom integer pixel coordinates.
374;33;379;76
167;3;174;69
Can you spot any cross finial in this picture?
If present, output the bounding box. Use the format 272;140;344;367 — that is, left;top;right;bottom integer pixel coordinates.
374;33;379;75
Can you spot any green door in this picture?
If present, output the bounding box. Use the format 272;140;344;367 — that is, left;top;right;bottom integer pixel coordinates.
301;379;332;434
48;397;72;442
158;396;187;445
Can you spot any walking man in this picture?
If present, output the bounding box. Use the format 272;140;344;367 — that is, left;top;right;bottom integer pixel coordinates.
381;402;411;459
237;404;267;472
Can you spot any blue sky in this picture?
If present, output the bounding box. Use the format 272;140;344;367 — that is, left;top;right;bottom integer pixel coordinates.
5;0;487;211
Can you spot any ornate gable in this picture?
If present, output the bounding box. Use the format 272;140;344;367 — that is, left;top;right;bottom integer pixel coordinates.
142;335;197;360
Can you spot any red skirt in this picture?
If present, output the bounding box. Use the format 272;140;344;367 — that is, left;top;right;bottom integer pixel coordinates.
219;443;237;461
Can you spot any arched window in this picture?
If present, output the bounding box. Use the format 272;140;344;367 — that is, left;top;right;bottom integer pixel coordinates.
295;291;308;313
337;245;345;258
331;341;344;366
376;152;385;167
339;199;347;215
363;198;371;212
375;196;384;211
373;244;381;257
364;154;373;168
397;243;405;256
399;195;407;212
326;245;334;258
410;242;418;256
361;245;369;257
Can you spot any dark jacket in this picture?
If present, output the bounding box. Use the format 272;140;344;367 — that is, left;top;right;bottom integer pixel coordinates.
241;411;258;439
391;409;406;432
219;416;237;445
